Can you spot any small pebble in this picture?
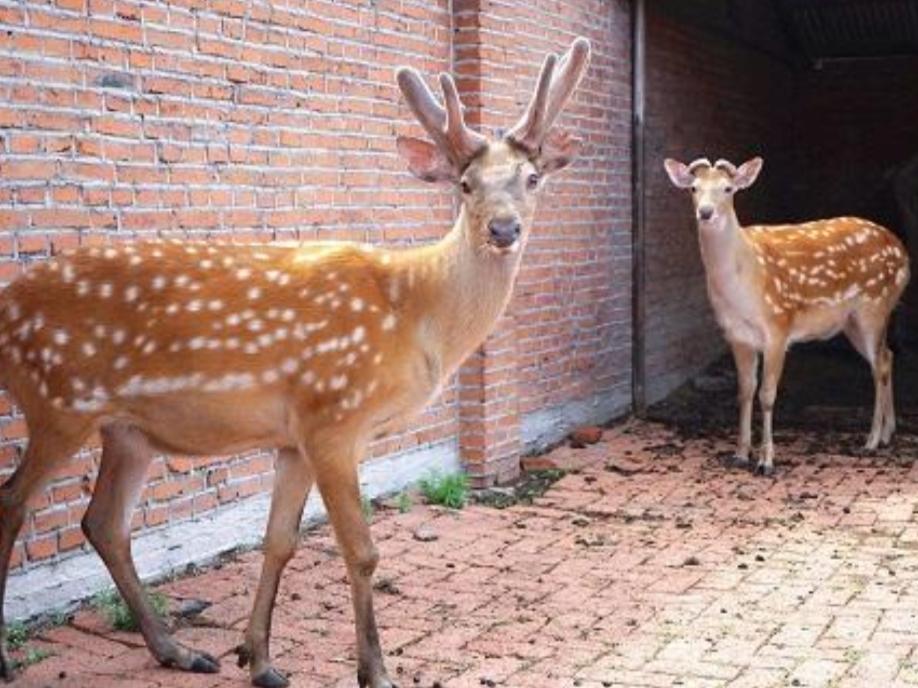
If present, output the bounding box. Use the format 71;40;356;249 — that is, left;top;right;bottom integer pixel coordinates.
413;525;439;542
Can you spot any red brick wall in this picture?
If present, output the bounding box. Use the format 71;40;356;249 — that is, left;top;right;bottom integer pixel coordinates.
641;6;795;402
0;0;631;568
455;0;633;485
508;2;633;421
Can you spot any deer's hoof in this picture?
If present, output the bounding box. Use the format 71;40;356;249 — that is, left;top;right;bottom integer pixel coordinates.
0;646;16;683
754;462;775;478
253;667;290;688
190;651;220;674
235;643;252;668
0;659;14;683
721;454;750;470
358;670;399;688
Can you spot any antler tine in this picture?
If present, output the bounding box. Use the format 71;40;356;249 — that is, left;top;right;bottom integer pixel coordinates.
439;73;488;164
396;66;487;167
688;158;713;174
506;52;557;151
540;38;591;133
396;67;448;148
507;37;591;152
714;159;738;176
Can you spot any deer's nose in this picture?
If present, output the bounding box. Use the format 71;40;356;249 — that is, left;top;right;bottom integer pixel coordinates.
488;218;522;248
697;206;714;221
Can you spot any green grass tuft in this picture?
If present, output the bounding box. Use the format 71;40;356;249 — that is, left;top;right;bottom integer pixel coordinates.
5;622;29;650
14;647;51;670
395;491;413;513
94;588;168;632
419;471;469;509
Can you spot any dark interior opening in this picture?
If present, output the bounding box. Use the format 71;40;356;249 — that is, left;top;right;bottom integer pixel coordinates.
641;0;918;436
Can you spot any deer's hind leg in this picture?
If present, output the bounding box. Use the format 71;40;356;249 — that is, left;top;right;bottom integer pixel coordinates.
81;423;219;675
0;413;93;680
844;308;895;450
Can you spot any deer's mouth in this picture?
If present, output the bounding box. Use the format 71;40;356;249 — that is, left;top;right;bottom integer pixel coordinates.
488;236;519;252
486;237;521;254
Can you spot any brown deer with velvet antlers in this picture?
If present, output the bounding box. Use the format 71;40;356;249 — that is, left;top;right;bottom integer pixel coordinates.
665;156;910;477
0;38;590;688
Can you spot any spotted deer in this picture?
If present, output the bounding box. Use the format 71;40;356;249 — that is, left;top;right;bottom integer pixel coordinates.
664;157;910;476
0;39;591;688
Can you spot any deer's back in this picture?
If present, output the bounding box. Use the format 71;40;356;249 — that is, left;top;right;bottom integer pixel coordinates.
747;217;909;311
740;217;909;344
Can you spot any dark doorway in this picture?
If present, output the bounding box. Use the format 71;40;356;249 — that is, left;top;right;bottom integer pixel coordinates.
637;0;918;442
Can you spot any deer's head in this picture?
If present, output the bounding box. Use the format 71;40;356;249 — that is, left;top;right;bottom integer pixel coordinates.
396;38;591;255
664;157;764;228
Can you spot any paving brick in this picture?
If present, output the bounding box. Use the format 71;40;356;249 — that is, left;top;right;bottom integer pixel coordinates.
9;420;918;686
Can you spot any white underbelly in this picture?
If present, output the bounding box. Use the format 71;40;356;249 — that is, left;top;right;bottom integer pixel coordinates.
788;304;851;344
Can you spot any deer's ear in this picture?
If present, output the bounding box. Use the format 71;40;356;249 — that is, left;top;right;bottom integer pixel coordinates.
396;136;458;183
664;159;694;189
734;157;763;190
537;129;581;175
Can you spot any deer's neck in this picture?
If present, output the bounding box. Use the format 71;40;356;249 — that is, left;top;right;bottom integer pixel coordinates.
697;210;758;288
401;208;523;378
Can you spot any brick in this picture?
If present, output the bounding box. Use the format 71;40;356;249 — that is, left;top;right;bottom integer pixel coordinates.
3;160;57;180
25;535;57;562
32;507;69;534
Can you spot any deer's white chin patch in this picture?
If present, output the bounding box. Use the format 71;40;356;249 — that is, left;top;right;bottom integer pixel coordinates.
488;240;520;255
698;217;725;232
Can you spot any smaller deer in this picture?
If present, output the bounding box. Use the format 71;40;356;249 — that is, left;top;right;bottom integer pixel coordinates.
665;157;910;475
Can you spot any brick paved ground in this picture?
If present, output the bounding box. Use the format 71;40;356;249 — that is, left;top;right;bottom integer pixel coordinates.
10;418;918;688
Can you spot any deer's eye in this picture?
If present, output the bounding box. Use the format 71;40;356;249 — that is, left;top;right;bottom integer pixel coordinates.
691;185;699;194
526;173;540;191
724;186;734;194
460;179;472;194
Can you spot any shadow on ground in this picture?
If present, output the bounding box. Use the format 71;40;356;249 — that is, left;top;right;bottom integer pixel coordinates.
648;340;918;462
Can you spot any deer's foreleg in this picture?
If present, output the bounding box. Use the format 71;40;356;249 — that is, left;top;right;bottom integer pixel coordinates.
757;340;787;476
729;341;758;468
238;448;314;688
311;440;394;688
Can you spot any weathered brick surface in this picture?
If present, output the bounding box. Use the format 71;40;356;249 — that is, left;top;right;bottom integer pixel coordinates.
12;419;918;687
0;0;632;569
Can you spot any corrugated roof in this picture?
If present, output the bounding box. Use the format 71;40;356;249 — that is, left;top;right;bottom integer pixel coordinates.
775;0;918;60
